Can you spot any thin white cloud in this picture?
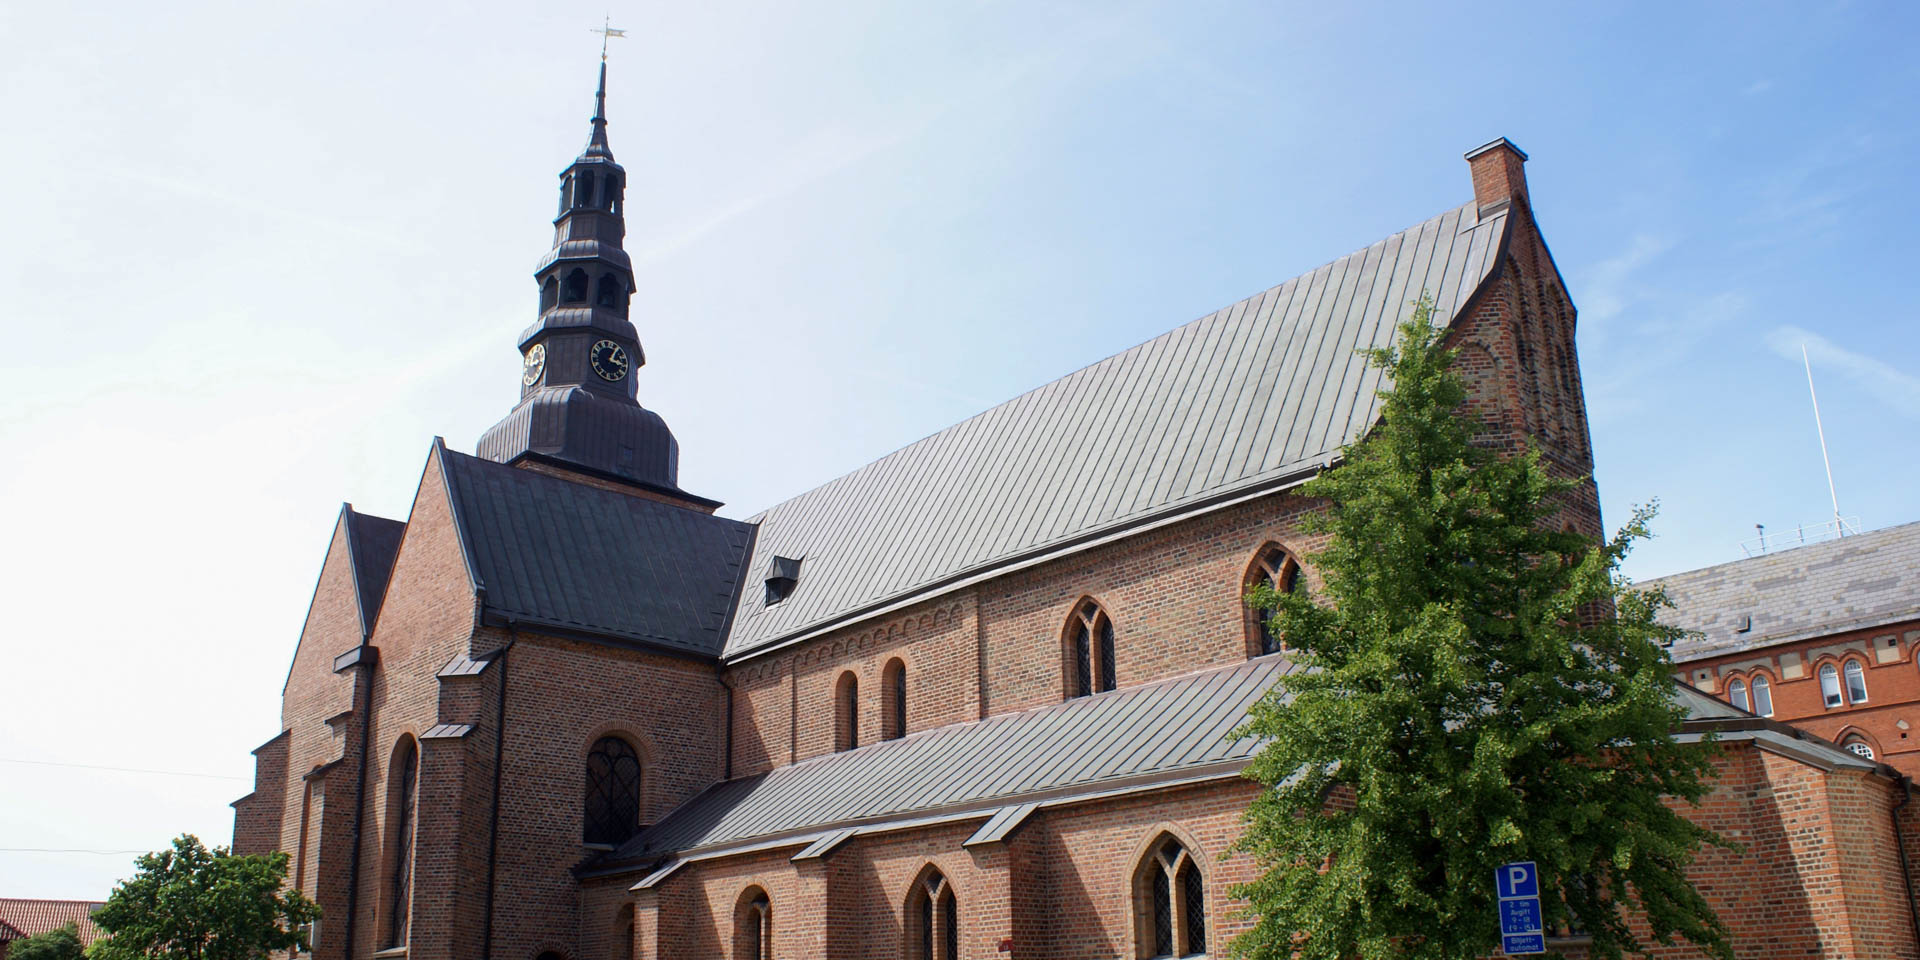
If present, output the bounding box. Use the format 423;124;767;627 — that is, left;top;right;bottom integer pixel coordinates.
1766;324;1920;420
1579;233;1673;323
1744;79;1774;95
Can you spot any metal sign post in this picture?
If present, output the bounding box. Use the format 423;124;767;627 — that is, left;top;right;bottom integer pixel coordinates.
1495;861;1546;955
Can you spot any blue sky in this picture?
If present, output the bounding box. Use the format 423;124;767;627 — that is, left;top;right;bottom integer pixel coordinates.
1;1;1914;898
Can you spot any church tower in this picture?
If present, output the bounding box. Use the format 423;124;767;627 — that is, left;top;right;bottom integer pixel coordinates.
478;65;713;509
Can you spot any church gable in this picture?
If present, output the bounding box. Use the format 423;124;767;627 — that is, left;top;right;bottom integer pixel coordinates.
724;200;1514;661
282;505;400;704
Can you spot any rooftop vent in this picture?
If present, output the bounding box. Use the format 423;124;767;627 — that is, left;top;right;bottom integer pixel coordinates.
1736;614;1752;633
765;555;802;606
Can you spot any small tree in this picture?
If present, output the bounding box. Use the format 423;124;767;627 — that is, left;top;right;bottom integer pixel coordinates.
90;835;317;960
1231;297;1730;960
11;923;85;960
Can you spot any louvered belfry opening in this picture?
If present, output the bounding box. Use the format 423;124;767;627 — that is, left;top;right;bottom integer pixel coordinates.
584;736;643;845
1068;600;1116;698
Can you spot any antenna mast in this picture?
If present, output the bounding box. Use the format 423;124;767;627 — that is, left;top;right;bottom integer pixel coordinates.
1801;343;1845;535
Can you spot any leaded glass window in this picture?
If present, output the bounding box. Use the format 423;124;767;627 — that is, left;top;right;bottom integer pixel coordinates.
1247;545;1303;656
1069;601;1116;698
1141;836;1205;958
383;738;418;949
584;736;642;845
909;869;956;960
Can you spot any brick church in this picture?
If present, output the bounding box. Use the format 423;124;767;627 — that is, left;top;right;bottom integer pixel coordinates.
232;67;1920;959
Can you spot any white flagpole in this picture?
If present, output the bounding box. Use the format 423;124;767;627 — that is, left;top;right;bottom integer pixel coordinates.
1802;343;1845;535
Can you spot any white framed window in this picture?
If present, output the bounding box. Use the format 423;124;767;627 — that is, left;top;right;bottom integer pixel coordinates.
1727;679;1748;713
1819;663;1843;708
1751;674;1774;717
1843;660;1868;704
1843;738;1875;760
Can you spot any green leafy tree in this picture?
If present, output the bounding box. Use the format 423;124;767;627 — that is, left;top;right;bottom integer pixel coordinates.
11;923;85;960
89;835;317;960
1230;297;1730;960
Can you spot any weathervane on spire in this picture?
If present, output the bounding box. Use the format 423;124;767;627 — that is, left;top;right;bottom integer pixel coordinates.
590;15;627;62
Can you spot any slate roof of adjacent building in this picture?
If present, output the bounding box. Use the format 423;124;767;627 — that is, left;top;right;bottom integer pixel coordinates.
343;506;405;639
722;199;1514;660
0;899;105;945
1646;520;1920;662
436;444;756;657
609;655;1293;863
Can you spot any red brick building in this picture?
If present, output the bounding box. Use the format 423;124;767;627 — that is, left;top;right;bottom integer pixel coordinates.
232;67;1920;959
1655;520;1920;776
0;899;105;958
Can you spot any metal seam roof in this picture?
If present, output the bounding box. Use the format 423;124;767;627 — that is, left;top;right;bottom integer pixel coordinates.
722;201;1510;660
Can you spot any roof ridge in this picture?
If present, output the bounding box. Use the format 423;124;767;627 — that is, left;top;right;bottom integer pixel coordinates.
740;200;1480;523
1640;518;1920;585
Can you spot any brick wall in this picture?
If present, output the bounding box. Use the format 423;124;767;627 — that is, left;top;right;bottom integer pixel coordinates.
1678;618;1920;775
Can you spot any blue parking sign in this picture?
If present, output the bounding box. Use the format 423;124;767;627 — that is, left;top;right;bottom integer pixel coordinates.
1495;861;1545;956
1500;897;1543;935
1495;861;1538;899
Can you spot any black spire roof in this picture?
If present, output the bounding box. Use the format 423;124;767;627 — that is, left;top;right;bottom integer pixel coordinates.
477;64;707;505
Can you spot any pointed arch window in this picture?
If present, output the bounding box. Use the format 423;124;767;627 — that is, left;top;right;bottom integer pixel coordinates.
1843;736;1876;760
1751;674;1774;717
881;658;907;741
1844;659;1868;703
907;868;957;960
1068;601;1116;698
1246;544;1303;656
563;268;590;304
736;887;771;960
835;671;859;752
382;737;419;950
1136;835;1205;958
1819;662;1844;708
1726;678;1748;713
584;736;643;845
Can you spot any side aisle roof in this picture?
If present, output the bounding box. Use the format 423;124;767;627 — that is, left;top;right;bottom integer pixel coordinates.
723;200;1513;660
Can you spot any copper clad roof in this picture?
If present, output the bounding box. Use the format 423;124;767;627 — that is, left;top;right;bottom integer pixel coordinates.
722;201;1512;659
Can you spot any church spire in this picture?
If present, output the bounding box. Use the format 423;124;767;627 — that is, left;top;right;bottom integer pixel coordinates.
477;58;711;509
583;62;612;160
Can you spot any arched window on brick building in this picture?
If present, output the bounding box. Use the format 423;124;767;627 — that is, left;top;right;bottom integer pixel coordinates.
881;658;907;741
1819;663;1844;708
1844;659;1869;703
907;867;957;960
584;736;643;845
735;886;771;960
1067;600;1116;699
1135;834;1205;958
1726;678;1748;713
1842;735;1876;760
1245;544;1302;656
382;736;419;950
1750;674;1774;717
835;671;859;752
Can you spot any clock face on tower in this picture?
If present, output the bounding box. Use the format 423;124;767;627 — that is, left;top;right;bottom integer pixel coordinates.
521;343;546;386
589;339;630;381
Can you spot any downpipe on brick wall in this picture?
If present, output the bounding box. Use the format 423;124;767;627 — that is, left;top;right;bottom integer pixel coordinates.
480;619;517;960
1893;774;1920;951
341;645;375;958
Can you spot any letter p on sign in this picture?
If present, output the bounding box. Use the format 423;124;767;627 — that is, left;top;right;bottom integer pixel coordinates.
1496;861;1538;899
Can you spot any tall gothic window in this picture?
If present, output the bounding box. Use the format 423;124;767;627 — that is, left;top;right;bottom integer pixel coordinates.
908;868;957;960
882;658;907;741
584;736;643;845
1068;600;1116;698
736;887;771;960
1245;544;1303;656
382;737;419;949
1137;835;1205;958
835;672;859;752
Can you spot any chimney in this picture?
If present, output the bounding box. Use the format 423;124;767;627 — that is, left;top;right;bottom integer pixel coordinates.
1464;137;1529;215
